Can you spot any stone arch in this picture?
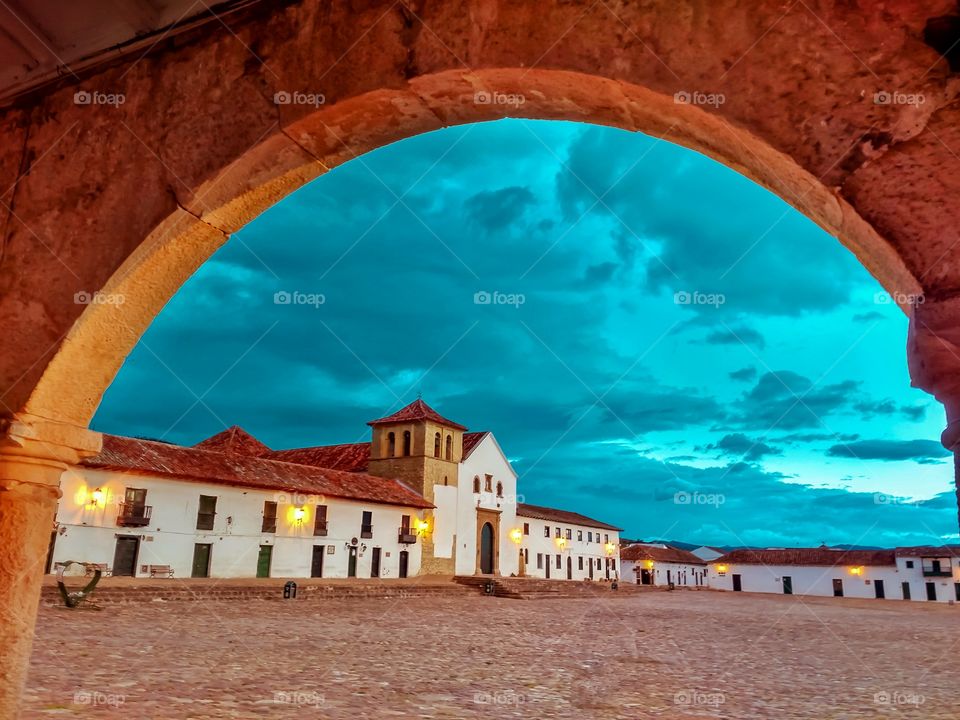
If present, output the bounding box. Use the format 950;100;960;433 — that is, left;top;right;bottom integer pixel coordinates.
17;68;919;430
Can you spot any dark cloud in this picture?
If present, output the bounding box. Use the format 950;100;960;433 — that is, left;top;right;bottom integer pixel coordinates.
733;371;860;430
464;186;535;230
853;311;885;323
826;439;951;463
729;367;757;382
555;125;864;318
702;433;782;461
704;326;765;349
776;432;860;444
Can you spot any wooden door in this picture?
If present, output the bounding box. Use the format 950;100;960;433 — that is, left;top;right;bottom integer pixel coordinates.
348;546;358;577
191;543;211;578
311;546;324;578
256;545;272;578
112;536;139;576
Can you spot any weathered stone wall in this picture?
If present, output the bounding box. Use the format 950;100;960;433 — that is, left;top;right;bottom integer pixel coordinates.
2;0;959;426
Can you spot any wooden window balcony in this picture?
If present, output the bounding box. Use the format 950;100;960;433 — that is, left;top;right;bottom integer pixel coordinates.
117;503;151;527
398;527;417;544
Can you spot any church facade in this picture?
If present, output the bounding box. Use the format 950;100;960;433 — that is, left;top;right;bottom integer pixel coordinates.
48;400;620;581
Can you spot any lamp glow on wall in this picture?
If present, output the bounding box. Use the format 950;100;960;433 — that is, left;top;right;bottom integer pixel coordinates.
849;566;864;576
509;528;523;544
644;559;655;570
79;486;105;508
604;542;616;556
292;506;306;526
556;537;567;550
416;518;429;534
716;564;728;574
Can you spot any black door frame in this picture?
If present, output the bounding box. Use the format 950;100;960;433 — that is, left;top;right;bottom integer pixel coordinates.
311;545;325;578
347;546;358;577
732;574;742;592
398;550;409;578
370;547;381;578
112;535;140;576
191;543;212;578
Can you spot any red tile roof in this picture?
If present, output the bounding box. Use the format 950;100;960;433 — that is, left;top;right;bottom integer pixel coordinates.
894;545;960;558
712;548;895;567
268;442;370;472
621;544;706;565
462;431;486;459
368;399;467;431
194;426;271;456
83;434;432;509
517;503;622;532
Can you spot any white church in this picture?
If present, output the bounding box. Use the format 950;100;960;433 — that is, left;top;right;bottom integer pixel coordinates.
49;399;621;581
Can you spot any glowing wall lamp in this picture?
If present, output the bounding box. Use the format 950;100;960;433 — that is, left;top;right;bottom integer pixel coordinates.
509;528;523;544
292;506;306;525
555;536;567;550
716;564;729;575
645;559;655;570
604;542;616;556
415;518;430;534
849;566;864;576
86;487;105;508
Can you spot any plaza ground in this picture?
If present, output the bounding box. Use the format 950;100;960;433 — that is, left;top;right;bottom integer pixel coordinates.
22;586;959;719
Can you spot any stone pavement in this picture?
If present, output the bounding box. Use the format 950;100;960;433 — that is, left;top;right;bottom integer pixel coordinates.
21;590;959;719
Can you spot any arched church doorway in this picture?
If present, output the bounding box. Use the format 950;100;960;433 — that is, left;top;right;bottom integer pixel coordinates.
480;523;495;575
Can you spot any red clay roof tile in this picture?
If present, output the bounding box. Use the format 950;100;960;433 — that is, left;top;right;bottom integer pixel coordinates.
194;426;272;456
368;399;467;431
517;502;622;532
712;548;895;567
620;544;706;565
83;434;432;509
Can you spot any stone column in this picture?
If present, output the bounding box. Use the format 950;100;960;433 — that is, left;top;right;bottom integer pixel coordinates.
908;299;960;535
0;415;101;718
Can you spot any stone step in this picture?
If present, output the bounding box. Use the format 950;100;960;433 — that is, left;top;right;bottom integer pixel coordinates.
41;580;474;606
453;575;649;600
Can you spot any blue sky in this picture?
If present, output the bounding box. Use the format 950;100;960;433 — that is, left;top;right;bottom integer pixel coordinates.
93;119;958;548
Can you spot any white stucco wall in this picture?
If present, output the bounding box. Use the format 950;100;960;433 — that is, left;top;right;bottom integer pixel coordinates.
622;560;707;587
708;559;960;603
455;433;519;576
519;519;620;581
52;467;425;579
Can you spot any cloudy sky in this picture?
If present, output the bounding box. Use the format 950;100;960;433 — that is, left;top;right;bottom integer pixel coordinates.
94;119;958;548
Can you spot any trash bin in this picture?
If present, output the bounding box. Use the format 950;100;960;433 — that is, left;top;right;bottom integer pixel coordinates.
283;580;297;599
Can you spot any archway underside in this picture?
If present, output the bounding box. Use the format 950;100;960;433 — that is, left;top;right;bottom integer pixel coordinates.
0;0;958;433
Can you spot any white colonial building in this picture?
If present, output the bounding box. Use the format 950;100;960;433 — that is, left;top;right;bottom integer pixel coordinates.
620;543;708;587
49;399;620;582
517;504;621;581
708;546;960;603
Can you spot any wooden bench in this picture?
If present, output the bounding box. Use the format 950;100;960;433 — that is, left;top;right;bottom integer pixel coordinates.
147;564;174;578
